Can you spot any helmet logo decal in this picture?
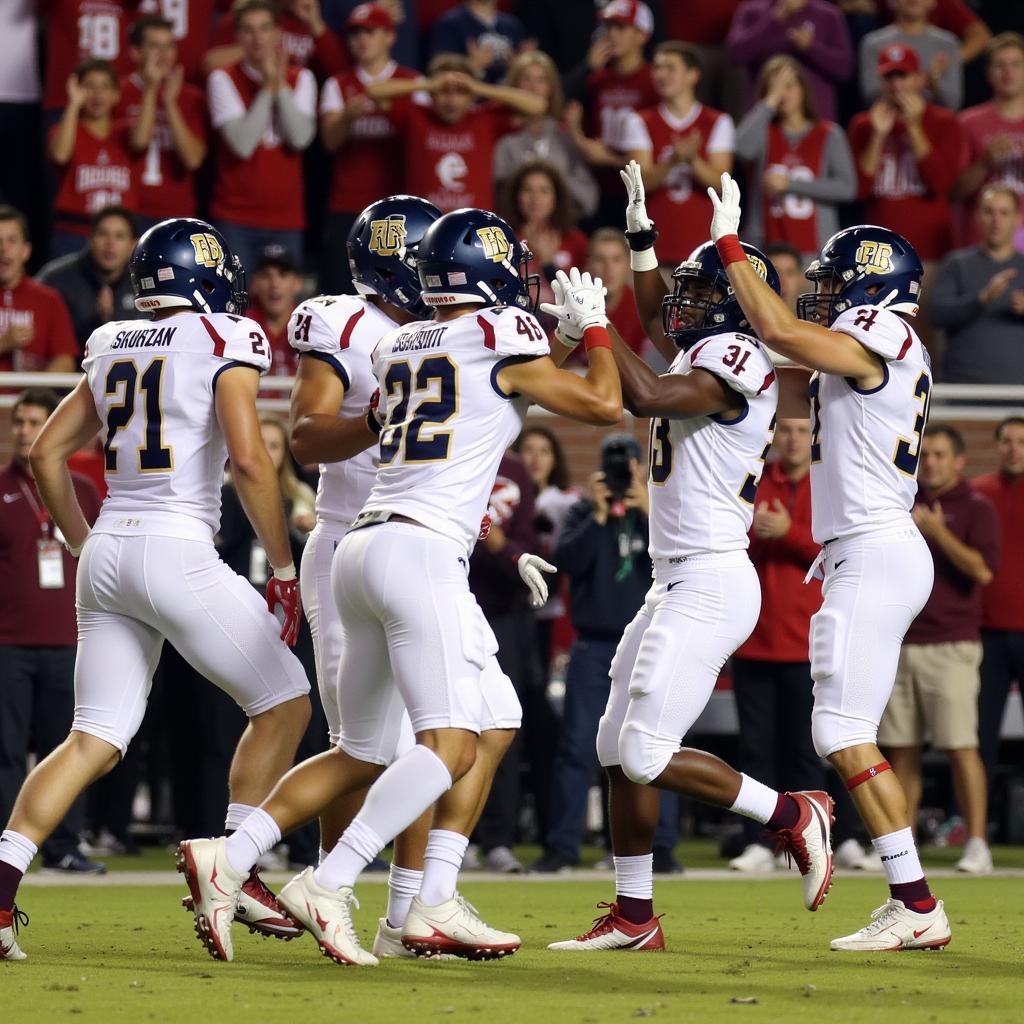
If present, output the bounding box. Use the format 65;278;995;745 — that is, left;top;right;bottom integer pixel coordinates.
190;232;223;269
368;215;407;257
855;240;895;276
477;226;511;263
746;254;769;281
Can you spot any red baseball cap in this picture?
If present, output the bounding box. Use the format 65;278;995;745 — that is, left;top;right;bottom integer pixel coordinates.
345;3;394;33
600;0;654;37
878;43;920;77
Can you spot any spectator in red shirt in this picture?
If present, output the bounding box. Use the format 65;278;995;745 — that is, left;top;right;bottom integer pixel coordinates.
48;60;138;259
847;43;964;284
131;0;229;85
973;416;1024;788
120;15;208;232
563;0;658;226
587;228;650;361
728;418;824;872
500;161;588;337
878;425;1000;874
207;0;318;273
318;3;419;294
206;0;347;81
954;33;1024;246
367;53;544;212
247;248;304;390
0;206;77;374
621;42;735;267
662;0;744;116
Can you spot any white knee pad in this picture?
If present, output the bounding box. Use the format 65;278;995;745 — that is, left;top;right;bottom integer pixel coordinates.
617;721;674;786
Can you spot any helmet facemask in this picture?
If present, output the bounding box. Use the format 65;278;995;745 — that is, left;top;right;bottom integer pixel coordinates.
662;265;732;348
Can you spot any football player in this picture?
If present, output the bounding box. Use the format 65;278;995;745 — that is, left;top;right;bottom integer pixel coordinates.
547;163;834;953
0;220;311;962
179;208;620;966
705;173;949;952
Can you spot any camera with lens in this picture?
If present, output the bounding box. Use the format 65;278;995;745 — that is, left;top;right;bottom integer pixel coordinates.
601;435;639;503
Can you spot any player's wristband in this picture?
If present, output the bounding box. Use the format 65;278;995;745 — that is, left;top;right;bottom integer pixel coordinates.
272;563;297;582
715;234;746;267
629;247;659;273
365;408;382;436
625;224;658;252
583;325;612;352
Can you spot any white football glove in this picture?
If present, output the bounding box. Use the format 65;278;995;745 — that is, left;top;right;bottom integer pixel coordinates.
541;275;583;349
517;553;557;608
540;267;608;336
707;172;743;243
619;159;654;234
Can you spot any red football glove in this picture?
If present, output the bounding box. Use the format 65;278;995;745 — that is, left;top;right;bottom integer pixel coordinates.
478;513;492;541
266;572;302;646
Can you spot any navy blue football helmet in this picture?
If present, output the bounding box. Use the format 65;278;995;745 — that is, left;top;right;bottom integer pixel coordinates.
797;225;923;326
662;240;780;348
347;195;441;316
130;218;247;315
415;208;539;311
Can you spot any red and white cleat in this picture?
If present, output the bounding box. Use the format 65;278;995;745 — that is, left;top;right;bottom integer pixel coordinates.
235;870;303;940
176;837;246;962
766;790;835;911
0;906;28;961
547;902;665;951
402;893;520;960
831;899;951;952
276;867;378;966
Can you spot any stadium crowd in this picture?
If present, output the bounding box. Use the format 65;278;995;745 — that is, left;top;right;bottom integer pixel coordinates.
0;0;1022;874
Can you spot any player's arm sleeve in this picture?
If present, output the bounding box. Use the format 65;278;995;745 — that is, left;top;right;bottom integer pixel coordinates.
486;309;550;395
829;307;913;361
289;302;358;392
210;316;272;386
690;336;776;400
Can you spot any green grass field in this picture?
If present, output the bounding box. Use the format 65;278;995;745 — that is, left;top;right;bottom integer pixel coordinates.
6;868;1023;1024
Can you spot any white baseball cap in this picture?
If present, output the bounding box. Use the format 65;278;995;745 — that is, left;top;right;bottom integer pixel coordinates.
600;0;654;37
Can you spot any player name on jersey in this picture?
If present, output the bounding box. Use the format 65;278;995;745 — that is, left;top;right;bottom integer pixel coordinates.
393;325;448;352
110;325;179;349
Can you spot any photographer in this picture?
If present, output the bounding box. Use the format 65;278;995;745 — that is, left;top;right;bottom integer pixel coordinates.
531;435;679;873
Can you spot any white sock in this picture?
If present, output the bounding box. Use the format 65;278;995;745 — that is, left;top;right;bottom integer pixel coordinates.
872;827;925;884
0;830;37;874
314;745;453;891
225;802;257;833
386;864;424;928
613;854;653;900
224;808;281;875
418;830;468;907
730;774;779;825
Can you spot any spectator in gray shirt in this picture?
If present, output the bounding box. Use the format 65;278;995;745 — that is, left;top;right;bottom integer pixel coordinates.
36;207;143;355
931;185;1024;383
735;56;856;266
861;0;963;109
493;51;598;219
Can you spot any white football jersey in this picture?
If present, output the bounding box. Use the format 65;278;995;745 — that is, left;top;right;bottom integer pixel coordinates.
808;306;932;543
360;305;549;552
82;312;271;540
648;331;778;560
289;294;394;527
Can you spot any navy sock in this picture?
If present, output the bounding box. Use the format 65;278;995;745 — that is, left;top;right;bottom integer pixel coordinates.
617;895;653;924
891;878;935;913
766;793;800;831
0;861;23;913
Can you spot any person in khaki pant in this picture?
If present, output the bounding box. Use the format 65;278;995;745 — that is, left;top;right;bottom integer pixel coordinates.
878;425;1001;874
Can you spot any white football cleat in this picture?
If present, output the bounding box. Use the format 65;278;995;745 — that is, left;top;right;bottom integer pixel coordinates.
372;918;418;959
0;906;28;961
729;844;776;873
547;902;665;951
831;898;951;952
955;837;993;875
277;867;378;966
766;790;834;911
402;893;520;959
177;837;246;962
181;869;304;941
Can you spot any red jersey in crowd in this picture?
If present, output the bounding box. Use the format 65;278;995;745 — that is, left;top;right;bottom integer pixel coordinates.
607;286;648;358
664;0;742;44
207;62;318;230
763;120;832;255
0;459;101;648
0;277;79;372
396;102;513;213
957;102;1024;245
621;102;735;265
210;11;347;80
735;462;821;662
585;63;658;149
49;120;139;236
133;0;229;84
117;74;208;220
40;0;130;111
248;303;298;384
973;470;1024;632
847;104;964;260
320;62;422;215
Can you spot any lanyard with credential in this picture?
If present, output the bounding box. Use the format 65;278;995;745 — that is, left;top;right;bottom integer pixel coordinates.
17;477;51;540
18;477;65;590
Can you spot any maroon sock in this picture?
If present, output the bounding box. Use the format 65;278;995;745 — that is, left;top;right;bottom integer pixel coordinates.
616;895;653;924
890;878;936;913
766;793;800;831
0;861;24;913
